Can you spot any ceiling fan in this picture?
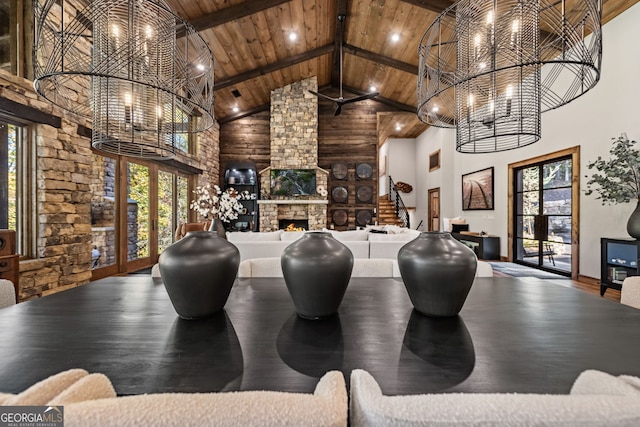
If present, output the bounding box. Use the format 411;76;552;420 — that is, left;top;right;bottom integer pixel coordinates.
309;14;379;116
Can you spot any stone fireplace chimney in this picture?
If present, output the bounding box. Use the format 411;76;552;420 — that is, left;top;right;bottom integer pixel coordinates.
258;77;328;231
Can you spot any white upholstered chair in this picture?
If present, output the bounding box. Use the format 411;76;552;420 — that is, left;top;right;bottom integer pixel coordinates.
621;276;640;309
476;260;494;277
0;279;16;309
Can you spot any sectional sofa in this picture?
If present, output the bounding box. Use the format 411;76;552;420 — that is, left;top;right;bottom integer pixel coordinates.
227;226;422;262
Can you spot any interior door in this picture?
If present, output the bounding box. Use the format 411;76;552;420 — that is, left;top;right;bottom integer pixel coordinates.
428;188;440;231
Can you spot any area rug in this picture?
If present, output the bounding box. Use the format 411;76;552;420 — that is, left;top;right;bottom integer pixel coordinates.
488;262;567;279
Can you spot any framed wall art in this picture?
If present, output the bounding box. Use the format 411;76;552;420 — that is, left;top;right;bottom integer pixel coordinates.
462;167;494;210
429;150;440;172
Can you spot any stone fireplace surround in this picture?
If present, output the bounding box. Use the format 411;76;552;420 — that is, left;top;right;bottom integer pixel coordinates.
258;76;329;231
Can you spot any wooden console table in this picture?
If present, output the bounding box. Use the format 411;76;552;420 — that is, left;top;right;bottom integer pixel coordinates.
452;232;500;260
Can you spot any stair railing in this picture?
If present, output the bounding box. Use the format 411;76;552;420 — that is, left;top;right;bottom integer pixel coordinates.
388;176;410;229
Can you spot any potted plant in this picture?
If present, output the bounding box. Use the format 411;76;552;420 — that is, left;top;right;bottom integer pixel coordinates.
585;133;640;238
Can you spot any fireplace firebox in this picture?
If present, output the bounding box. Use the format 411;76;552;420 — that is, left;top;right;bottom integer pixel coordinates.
279;219;309;231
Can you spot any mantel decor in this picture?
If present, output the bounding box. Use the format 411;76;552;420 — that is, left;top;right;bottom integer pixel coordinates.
585;134;640;238
33;0;215;160
417;0;602;153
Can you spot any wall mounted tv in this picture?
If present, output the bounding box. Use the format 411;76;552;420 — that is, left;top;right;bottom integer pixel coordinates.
270;169;316;196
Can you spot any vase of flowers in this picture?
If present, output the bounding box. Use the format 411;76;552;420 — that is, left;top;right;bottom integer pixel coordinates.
585;134;640;239
189;184;249;238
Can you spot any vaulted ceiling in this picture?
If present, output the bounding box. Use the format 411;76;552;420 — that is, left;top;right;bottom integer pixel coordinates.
168;0;639;133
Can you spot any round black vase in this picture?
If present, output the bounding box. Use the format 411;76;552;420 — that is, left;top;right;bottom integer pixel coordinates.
159;231;240;319
281;232;354;319
398;232;477;317
627;201;640;239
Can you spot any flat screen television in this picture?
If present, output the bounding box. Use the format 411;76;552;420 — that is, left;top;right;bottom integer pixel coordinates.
270;169;316;196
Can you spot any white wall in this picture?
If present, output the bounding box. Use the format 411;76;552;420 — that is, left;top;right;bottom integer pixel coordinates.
415;126;456;230
387;138;417;208
410;2;640;279
378;142;390;197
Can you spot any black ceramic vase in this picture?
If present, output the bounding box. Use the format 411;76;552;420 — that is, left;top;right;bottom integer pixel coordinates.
627;201;640;239
159;230;240;319
398;232;477;317
281;232;354;319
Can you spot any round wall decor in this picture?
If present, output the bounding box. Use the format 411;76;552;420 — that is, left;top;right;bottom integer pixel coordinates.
332;186;349;203
356;185;373;203
356;210;373;227
332;163;348;180
332;210;348;226
356;163;373;180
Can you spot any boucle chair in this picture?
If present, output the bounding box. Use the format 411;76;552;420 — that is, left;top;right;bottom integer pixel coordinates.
0;279;16;308
1;369;348;427
349;369;640;427
621;276;640;309
475;260;493;277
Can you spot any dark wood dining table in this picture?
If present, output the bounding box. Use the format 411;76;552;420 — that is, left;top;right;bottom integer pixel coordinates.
1;275;640;396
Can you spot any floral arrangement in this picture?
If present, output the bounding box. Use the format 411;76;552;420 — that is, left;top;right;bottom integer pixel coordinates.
585;134;640;205
189;184;249;223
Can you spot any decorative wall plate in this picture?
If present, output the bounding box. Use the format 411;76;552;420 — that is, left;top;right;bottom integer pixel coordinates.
356;210;373;227
356;185;373;203
332;209;348;226
332;186;349;203
332;163;348;180
356;163;373;180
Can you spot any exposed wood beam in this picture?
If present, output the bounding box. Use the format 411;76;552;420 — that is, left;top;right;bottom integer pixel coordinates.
343;44;418;75
341;85;417;113
0;97;61;128
217;103;271;125
187;0;293;33
331;0;349;85
214;44;334;91
400;0;454;14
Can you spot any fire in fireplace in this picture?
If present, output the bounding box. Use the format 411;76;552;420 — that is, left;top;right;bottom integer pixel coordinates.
279;219;309;231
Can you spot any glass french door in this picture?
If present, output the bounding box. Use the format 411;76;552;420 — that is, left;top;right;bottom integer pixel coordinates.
514;156;572;275
92;154;192;278
125;161;192;272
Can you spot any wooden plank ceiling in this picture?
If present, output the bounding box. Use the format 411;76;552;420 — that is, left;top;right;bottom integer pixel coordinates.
167;0;639;138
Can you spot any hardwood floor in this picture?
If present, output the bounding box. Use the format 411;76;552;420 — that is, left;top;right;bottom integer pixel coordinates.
492;268;621;303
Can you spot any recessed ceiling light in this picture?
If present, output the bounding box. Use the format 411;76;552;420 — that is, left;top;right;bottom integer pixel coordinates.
395;124;402;131
369;85;377;92
196;63;205;71
391;33;400;43
432;106;439;113
232;106;239;113
288;32;298;41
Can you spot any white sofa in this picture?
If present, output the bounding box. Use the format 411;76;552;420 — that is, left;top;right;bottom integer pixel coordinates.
350;369;640;427
228;226;422;262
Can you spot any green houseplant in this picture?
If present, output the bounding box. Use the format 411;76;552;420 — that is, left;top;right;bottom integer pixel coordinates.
585;133;640;238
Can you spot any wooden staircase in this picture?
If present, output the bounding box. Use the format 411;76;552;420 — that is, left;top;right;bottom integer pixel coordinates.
377;197;404;226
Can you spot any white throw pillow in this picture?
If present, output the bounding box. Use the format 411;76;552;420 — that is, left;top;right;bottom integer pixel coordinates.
324;229;369;241
227;230;283;242
280;231;305;241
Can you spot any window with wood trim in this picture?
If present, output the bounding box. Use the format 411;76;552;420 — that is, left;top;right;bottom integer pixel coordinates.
0;119;35;256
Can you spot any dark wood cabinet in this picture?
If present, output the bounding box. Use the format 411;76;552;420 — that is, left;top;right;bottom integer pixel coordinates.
223;161;259;232
452;232;500;260
600;237;640;296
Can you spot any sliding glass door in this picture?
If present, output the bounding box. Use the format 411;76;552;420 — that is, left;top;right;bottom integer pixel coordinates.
514;156;572;275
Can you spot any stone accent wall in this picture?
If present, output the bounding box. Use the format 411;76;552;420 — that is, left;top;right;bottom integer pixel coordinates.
270;77;318;169
258;77;328;230
0;69;220;301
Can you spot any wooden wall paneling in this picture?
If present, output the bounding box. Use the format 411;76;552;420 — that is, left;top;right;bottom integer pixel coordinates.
219;111;271;185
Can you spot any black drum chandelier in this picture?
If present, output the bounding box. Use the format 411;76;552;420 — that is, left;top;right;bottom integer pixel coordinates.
33;0;215;160
418;0;602;153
